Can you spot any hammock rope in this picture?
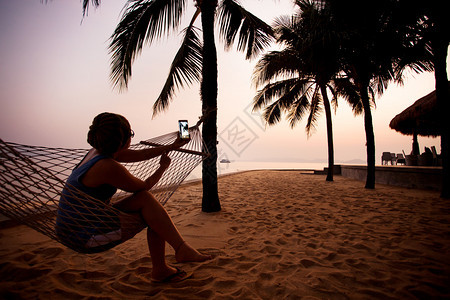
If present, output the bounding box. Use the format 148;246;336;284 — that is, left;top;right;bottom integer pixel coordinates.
0;125;207;253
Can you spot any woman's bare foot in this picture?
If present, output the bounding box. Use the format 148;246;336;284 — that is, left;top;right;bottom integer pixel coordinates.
151;265;178;282
175;241;212;263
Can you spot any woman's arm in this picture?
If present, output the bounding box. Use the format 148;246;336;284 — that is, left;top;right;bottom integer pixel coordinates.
115;137;189;163
115;145;173;163
82;154;171;192
143;153;171;189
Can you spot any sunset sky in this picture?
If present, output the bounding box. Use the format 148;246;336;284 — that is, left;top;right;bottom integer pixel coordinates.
0;1;445;164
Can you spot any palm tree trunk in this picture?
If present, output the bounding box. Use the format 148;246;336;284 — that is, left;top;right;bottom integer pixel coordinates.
433;38;449;198
360;84;376;189
320;85;334;181
200;0;221;212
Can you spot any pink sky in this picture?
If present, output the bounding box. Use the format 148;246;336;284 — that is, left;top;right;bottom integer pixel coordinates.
0;1;445;164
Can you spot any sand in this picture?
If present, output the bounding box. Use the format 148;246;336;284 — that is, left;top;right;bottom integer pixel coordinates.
0;171;449;299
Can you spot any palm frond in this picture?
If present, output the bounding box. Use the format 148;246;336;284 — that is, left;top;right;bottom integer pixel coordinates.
253;78;307;111
256;79;308;126
82;0;100;16
255;78;315;128
218;0;274;59
285;81;314;128
392;38;434;82
327;82;338;113
333;77;364;115
287;94;310;128
304;86;322;136
368;85;377;110
252;49;300;87
276;80;308;110
152;16;203;116
263;101;282;125
109;0;186;90
273;15;301;46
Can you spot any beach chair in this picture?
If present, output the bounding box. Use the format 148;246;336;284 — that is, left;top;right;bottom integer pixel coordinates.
403;150;418;166
382;152;393;165
431;146;441;166
390;153;397;165
396;153;406;165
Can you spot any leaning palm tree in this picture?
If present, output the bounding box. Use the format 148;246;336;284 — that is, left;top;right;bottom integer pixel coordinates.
253;0;355;181
83;0;273;212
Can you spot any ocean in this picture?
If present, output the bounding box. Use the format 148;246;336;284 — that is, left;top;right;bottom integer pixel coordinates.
185;161;329;182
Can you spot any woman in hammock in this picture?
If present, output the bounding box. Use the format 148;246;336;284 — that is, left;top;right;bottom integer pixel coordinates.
56;112;210;283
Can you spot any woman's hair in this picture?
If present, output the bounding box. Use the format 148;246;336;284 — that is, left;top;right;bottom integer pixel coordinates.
87;112;132;155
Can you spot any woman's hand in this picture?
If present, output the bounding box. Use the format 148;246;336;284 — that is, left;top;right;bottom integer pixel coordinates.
141;152;171;190
171;136;190;150
159;152;171;169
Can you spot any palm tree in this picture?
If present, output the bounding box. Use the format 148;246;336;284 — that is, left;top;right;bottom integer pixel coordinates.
252;0;355;181
325;0;384;189
423;3;450;199
83;0;274;211
325;0;434;189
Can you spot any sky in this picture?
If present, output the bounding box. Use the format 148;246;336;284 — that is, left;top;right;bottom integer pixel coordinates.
0;0;446;165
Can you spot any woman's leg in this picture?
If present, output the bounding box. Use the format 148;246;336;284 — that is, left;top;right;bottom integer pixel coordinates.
147;228;179;280
114;191;210;263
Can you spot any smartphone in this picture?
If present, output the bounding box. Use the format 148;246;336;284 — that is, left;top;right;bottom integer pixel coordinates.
178;120;190;139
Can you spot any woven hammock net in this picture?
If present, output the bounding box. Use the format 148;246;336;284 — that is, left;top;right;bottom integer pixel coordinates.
0;126;207;253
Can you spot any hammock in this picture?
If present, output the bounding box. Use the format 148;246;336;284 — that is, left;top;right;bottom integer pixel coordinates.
0;125;207;253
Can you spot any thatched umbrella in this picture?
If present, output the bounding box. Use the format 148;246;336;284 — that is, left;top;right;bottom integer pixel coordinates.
389;82;448;155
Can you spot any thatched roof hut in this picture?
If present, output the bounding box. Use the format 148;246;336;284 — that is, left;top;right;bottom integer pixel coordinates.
389;82;449;138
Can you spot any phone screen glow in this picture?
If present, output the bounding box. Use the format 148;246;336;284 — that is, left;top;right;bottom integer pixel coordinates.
179;120;189;139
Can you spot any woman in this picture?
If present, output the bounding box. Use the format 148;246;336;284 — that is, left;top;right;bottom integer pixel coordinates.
56;112;210;283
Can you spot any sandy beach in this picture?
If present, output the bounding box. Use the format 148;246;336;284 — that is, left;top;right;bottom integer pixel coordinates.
0;170;449;299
